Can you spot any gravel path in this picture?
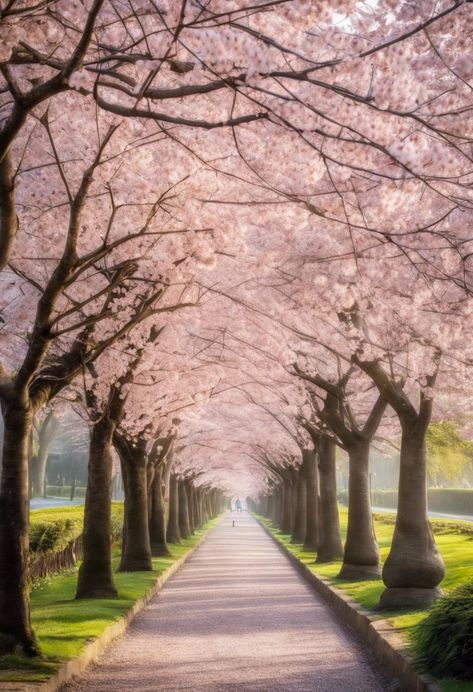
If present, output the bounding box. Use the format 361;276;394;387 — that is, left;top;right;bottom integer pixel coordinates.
62;513;393;691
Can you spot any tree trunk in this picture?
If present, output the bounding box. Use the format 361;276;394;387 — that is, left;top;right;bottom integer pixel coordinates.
0;151;18;273
193;485;200;529
31;446;48;498
178;478;191;540
167;474;181;543
303;448;319;552
194;487;202;528
149;466;170;556
281;478;294;534
339;439;381;580
0;400;39;655
31;412;57;498
117;438;152;572
185;480;195;535
378;424;445;608
292;468;307;544
76;417;117;599
317;435;343;562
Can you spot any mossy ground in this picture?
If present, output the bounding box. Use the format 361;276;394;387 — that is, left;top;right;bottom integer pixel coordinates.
0;514;219;683
257;508;473;691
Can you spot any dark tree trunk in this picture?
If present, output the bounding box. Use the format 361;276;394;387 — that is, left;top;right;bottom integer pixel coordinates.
292;468;307;544
178;478;191;540
339;439;381;580
378;424;445;608
116;436;152;572
275;487;283;525
185;480;195;534
0;400;39;655
149;466;170;556
201;489;210;523
167;474;181;543
317;435;343;562
281;478;294;534
193;485;200;529
194;487;202;528
76;417;117;599
303;448;319;552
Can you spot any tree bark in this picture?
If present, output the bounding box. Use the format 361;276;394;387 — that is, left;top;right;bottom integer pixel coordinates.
178;478;191;540
281;477;294;534
194;487;202;528
149;466;170;556
0;151;18;273
303;448;319;552
0;400;39;655
339;439;381;580
116;435;152;572
167;474;181;543
292;467;307;544
185;479;195;535
378;424;445;608
76;417;117;599
317;435;343;562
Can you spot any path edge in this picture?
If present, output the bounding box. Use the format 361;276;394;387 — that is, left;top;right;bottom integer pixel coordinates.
2;519;220;692
254;515;441;692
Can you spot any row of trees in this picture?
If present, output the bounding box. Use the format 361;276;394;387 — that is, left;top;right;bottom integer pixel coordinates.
1;0;472;658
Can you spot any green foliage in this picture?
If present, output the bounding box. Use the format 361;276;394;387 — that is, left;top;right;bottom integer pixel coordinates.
413;582;473;680
427;422;473;486
30;519;79;554
29;504;124;558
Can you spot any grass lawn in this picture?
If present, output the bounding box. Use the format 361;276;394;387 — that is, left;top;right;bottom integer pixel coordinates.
0;511;220;683
257;508;473;692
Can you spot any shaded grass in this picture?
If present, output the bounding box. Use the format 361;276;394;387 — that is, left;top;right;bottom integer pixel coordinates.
0;517;219;683
258;509;473;692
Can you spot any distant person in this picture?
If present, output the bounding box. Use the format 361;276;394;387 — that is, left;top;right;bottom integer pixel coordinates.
235;498;242;513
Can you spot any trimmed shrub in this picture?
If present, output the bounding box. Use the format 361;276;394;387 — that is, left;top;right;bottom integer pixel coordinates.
413;582;473;680
29;504;124;580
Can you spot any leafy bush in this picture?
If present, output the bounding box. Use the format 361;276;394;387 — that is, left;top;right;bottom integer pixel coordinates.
29;504;124;579
413;582;473;680
30;518;80;554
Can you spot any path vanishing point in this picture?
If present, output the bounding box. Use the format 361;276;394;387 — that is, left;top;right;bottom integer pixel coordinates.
62;513;395;691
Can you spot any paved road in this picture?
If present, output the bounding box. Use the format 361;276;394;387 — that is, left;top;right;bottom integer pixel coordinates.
30;497;84;510
62;513;393;692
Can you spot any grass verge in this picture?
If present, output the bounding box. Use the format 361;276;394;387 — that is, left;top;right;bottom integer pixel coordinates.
0;514;219;684
257;508;473;692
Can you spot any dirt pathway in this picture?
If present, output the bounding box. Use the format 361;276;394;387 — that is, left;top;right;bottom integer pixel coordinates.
62;512;392;691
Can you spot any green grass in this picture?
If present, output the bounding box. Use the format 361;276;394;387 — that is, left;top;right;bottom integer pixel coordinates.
0;516;219;683
257;509;473;691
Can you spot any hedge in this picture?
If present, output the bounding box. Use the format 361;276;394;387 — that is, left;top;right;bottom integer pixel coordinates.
29;504;123;581
338;488;473;516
